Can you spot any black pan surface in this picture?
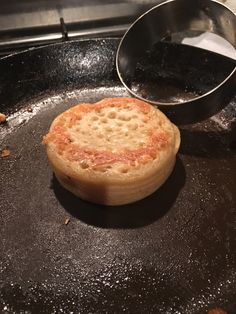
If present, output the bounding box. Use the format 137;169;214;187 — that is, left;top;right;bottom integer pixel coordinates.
0;38;236;314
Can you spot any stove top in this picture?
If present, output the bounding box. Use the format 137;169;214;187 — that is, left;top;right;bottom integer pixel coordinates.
0;0;161;56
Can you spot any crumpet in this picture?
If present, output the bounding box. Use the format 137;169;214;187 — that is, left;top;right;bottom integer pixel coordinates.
43;97;180;205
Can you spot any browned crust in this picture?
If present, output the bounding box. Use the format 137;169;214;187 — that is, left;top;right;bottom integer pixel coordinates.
1;149;11;158
0;113;7;123
208;308;227;314
43;97;171;169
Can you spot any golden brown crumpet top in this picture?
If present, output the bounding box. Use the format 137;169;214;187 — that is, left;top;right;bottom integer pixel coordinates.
43;97;180;205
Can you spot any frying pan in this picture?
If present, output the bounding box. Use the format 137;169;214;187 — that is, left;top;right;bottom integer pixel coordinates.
0;38;236;314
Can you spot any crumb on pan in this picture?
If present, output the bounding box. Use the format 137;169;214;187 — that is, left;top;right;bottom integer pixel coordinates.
64;218;70;225
27;107;33;112
1;149;11;158
0;113;7;123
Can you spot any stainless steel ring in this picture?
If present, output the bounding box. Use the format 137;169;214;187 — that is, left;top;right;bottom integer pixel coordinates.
116;0;236;124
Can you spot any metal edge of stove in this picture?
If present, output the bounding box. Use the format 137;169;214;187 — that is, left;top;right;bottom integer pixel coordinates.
0;1;162;57
0;22;127;57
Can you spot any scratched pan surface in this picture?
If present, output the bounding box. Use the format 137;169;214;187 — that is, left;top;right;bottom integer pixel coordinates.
0;38;236;314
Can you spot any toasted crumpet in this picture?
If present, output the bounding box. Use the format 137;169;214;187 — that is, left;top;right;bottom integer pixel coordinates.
43;97;180;205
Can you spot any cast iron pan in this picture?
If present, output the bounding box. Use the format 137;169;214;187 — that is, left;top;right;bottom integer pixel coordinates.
0;38;236;314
